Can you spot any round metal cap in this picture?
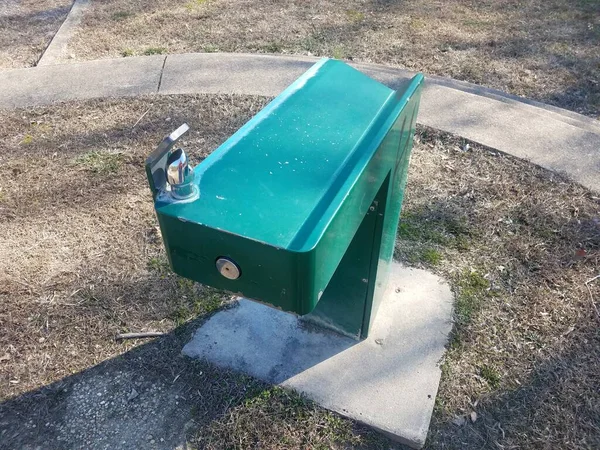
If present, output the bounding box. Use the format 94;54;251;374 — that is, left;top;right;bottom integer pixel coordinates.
216;257;241;280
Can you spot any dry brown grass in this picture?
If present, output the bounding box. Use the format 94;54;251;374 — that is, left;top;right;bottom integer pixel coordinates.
0;0;73;69
0;95;268;401
0;95;599;449
67;0;600;117
398;129;600;449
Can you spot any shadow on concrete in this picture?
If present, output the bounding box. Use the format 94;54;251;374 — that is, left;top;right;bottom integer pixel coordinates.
0;316;266;450
0;300;394;450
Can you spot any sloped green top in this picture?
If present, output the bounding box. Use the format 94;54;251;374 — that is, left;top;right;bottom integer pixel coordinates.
157;58;414;251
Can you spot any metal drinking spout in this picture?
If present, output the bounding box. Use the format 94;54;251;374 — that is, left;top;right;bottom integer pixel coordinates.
166;147;195;199
145;123;197;201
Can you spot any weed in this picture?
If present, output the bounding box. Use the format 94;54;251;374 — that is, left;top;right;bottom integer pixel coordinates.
331;46;347;60
421;248;442;265
120;48;134;57
185;0;207;10
409;17;427;30
20;134;33;145
462;19;486;29
454;269;489;325
220;387;360;447
202;44;219;53
169;283;225;326
142;47;167;56
480;364;501;388
244;387;275;407
147;256;171;276
301;33;325;54
261;41;283;53
403;246;443;266
399;219;447;246
397;208;473;265
111;11;132;21
345;9;364;22
74;151;123;175
398;209;472;250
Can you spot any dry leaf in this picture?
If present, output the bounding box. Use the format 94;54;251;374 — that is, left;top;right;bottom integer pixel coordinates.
452;416;466;426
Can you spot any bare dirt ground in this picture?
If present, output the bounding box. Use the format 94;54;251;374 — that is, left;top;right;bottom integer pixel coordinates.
0;95;599;449
0;0;73;69
66;0;600;118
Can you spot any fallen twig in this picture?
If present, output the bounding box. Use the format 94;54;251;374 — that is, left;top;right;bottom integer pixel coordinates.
585;274;600;284
132;105;153;130
584;275;600;320
115;331;165;340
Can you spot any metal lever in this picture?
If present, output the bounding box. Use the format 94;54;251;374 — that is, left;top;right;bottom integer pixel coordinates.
145;124;193;199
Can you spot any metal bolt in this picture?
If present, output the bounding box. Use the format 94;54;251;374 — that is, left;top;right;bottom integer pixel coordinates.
216;257;241;280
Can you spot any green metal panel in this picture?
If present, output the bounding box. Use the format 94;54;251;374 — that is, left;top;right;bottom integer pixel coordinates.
147;58;423;338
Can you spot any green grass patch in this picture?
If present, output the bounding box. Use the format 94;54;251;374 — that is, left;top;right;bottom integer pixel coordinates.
147;256;171;276
202;44;219;53
396;207;473;265
399;219;447;246
300;33;325;54
403;246;443;266
480;364;501;388
345;9;365;22
74;151;123;175
120;48;134;57
420;248;443;265
185;0;208;9
331;45;347;60
208;386;363;448
399;208;471;249
261;41;283;53
142;47;167;55
111;11;133;21
454;269;489;325
169;279;225;326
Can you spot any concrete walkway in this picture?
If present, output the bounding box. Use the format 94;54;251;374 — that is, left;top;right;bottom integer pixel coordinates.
1;52;598;191
37;0;91;66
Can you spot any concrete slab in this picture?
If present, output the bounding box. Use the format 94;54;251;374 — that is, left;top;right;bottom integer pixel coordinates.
0;56;164;109
37;0;91;66
183;262;454;449
160;53;317;96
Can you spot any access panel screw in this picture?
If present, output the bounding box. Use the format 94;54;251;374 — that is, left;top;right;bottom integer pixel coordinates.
216;257;241;280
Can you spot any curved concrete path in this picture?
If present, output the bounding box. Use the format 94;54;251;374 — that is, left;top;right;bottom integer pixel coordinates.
1;52;598;192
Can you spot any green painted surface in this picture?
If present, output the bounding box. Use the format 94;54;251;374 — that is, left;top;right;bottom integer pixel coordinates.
148;59;423;338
